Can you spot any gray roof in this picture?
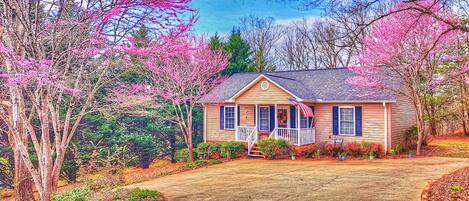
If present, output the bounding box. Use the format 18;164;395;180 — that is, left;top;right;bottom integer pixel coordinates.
201;68;400;103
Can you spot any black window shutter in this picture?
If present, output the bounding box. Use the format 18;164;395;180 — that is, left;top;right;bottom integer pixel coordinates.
332;106;339;135
237;106;240;126
290;106;296;128
269;106;275;132
355;106;362;136
220;106;225;129
308;106;314;128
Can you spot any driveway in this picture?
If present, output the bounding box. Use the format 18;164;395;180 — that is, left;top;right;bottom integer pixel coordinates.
126;157;469;201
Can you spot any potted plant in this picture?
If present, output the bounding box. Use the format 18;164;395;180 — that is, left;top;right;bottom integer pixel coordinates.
395;144;403;157
390;149;397;159
314;150;321;160
368;151;376;160
408;149;416;158
340;151;347;161
289;151;296;160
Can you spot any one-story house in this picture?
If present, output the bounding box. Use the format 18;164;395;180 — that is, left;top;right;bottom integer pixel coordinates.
200;68;416;156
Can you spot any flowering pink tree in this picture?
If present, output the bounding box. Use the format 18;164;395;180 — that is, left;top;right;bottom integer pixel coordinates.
347;1;467;155
116;36;229;161
0;1;194;200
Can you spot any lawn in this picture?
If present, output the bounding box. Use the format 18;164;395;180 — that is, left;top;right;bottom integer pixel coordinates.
428;137;469;158
126;157;469;201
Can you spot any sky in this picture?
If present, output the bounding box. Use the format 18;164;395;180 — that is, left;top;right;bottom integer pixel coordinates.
190;0;321;36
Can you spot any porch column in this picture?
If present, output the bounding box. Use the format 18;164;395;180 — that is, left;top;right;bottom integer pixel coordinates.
255;104;258;131
235;103;238;141
297;105;301;145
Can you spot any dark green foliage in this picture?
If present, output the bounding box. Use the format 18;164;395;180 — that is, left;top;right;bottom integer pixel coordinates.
220;141;245;159
184;160;209;168
175;148;196;162
209;33;223;50
0;146;12;188
125;133;159;168
258;138;291;159
128;188;161;201
196;143;221;159
61;159;78;183
51;187;90;201
208;29;255;76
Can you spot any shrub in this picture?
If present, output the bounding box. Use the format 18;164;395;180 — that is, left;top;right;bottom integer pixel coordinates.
395;144;403;155
52;187;90;201
196;143;221;159
362;142;383;158
325;144;342;157
208;159;223;165
183;160;210;169
296;144;318;158
405;125;418;147
62;159;79;183
128;188;162;201
125;133;159;168
258;138;292;159
345;142;362;157
220;141;245;159
175;148;198;162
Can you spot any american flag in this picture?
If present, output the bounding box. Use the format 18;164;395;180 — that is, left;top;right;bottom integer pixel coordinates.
288;98;314;117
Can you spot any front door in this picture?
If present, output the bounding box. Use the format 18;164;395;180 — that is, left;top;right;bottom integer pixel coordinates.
277;107;288;128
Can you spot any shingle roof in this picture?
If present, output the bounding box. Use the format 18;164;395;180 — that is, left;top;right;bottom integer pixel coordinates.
200;68;400;103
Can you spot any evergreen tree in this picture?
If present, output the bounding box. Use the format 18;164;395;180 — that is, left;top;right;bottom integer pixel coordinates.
222;28;255;75
209;33;222;50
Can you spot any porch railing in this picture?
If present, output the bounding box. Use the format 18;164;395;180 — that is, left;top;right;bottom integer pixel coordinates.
274;128;315;146
236;126;255;141
246;126;258;154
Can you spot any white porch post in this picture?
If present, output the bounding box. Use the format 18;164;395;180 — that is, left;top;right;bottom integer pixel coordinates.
297;105;301;145
255;104;258;131
235;103;238;141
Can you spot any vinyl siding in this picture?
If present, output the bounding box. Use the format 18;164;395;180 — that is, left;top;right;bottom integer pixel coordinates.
235;78;294;104
205;104;235;142
315;103;388;145
390;93;416;147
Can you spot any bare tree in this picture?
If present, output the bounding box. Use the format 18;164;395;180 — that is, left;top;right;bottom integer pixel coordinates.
278;19;319;70
241;15;285;72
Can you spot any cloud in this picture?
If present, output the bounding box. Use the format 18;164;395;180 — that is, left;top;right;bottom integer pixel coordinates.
275;15;320;27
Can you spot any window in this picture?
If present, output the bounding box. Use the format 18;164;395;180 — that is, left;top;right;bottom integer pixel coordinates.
224;106;235;129
339;107;355;135
259;107;270;131
300;114;310;128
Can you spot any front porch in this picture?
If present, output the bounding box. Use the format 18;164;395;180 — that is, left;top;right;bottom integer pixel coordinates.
232;103;315;153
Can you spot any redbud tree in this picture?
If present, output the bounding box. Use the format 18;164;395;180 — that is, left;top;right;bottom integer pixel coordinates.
0;0;195;200
347;1;467;155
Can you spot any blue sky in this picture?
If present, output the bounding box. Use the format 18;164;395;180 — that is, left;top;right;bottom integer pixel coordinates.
190;0;321;35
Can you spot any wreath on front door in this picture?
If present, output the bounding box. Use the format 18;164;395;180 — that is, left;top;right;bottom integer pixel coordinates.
277;110;287;124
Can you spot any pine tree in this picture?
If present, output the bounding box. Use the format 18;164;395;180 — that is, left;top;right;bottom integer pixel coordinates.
222;28;255;75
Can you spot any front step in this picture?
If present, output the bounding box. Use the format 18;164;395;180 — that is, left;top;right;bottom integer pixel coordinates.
248;144;264;158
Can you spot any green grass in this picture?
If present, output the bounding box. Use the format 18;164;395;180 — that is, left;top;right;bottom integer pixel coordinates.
429;138;469;158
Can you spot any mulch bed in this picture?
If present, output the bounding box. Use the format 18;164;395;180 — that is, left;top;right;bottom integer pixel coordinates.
425;167;469;201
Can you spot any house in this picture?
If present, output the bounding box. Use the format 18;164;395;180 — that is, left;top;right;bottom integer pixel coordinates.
200;68;416;156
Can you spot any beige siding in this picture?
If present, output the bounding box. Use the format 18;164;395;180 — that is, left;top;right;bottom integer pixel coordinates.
239;105;255;127
235;78;294;104
390;93;416;147
315;103;388;145
205;104;235;142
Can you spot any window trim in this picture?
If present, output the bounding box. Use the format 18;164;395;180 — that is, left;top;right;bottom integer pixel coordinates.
224;106;235;130
300;113;311;128
338;106;355;136
259;106;270;131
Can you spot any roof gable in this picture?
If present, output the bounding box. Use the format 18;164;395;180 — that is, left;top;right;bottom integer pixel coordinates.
229;74;301;102
235;77;297;104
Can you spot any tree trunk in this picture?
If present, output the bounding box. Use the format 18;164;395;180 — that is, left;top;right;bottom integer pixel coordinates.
187;132;194;161
14;152;33;201
460;77;468;136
